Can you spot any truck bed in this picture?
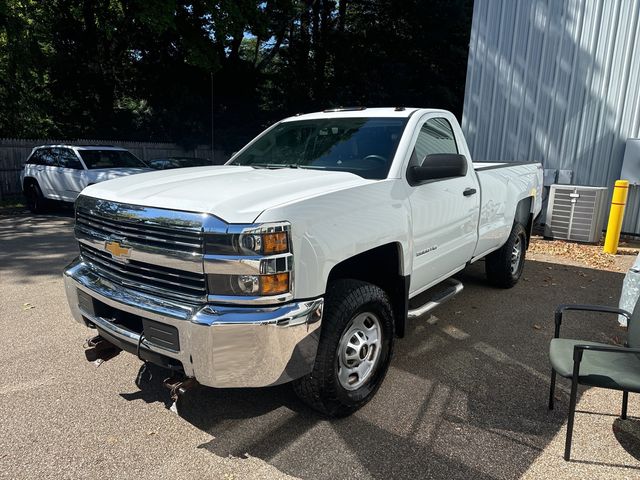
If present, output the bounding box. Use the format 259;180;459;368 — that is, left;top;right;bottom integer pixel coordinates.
474;161;537;171
472;161;543;260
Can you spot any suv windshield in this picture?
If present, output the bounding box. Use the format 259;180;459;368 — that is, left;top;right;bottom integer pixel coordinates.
79;150;147;169
231;117;408;179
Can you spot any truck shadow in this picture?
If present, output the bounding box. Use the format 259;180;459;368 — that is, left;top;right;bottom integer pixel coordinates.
122;259;638;478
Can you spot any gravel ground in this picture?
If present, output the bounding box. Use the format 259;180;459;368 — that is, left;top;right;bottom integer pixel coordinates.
1;212;640;479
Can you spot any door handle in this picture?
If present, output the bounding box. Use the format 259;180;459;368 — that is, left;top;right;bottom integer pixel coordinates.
463;188;477;196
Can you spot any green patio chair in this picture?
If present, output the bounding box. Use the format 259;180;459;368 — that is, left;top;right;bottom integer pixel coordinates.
548;303;640;461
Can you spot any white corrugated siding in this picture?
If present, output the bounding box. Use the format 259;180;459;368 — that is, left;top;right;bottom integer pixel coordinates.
462;0;640;234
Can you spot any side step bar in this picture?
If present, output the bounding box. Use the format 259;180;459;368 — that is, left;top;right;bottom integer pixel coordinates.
407;278;464;319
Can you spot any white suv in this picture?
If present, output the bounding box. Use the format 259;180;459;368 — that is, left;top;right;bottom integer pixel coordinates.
21;145;149;212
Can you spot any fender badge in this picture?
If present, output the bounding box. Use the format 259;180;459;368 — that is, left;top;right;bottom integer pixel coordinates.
105;240;131;262
417;245;438;257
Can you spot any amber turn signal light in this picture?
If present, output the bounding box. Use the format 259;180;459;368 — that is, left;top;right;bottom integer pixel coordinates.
262;232;288;254
260;272;290;295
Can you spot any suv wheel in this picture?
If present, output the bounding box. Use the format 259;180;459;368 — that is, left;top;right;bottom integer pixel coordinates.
293;279;394;417
25;182;46;213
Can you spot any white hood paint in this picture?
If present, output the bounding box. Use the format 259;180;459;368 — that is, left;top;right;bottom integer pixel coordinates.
81;166;373;223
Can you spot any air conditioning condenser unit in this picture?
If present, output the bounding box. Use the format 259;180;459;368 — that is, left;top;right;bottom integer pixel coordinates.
544;185;609;243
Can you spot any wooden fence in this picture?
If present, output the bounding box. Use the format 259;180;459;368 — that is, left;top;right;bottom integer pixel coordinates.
0;138;229;199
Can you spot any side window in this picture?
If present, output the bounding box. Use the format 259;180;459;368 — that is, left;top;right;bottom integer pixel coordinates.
56;148;83;169
39;148;58;167
412;117;458;163
28;149;44;165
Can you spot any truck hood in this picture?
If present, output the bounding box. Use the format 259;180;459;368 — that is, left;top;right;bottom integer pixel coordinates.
81;166;373;223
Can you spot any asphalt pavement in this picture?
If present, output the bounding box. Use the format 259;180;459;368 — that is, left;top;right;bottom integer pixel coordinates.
1;211;639;479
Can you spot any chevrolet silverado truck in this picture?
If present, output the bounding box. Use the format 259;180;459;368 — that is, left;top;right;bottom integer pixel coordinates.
64;107;542;416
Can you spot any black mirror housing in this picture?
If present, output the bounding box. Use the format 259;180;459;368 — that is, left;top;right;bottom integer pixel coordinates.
408;153;468;184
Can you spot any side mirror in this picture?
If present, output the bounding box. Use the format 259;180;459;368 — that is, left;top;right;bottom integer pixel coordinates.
409;153;468;184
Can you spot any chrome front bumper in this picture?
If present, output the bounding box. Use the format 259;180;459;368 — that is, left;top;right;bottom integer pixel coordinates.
63;257;323;388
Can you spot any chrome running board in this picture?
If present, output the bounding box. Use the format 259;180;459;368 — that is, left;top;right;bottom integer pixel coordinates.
407;278;464;319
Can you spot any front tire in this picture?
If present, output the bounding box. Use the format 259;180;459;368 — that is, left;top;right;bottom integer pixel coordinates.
25;182;46;213
293;279;394;417
485;222;527;288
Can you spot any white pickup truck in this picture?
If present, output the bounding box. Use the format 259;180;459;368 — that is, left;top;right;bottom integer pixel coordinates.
64;107;542;416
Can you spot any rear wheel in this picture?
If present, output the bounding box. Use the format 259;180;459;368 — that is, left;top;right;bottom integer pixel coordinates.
293;279;394;417
485;222;527;288
25;182;46;213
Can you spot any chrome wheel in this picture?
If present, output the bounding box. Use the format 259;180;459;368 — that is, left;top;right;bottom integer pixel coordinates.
337;312;382;391
510;235;523;275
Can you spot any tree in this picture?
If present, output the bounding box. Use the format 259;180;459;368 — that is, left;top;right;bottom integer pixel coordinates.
0;0;473;149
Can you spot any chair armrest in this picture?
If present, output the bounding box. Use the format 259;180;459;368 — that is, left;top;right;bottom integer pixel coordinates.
574;344;640;355
554;304;632;338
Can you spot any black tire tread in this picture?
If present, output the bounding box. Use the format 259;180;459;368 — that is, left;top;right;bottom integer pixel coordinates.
25;181;46;213
485;222;527;288
293;279;394;417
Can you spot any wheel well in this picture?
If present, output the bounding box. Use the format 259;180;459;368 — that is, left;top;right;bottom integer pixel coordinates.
327;243;409;338
515;197;534;248
22;177;37;192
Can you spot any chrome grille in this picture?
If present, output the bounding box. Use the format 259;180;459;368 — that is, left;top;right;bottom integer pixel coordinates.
73;196;216;303
76;208;203;253
79;244;206;301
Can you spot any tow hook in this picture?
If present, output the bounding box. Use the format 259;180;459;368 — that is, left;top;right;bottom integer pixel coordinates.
83;335;121;365
163;375;199;402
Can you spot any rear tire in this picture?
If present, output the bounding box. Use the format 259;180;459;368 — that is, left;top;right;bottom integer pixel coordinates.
293;279;394;417
25;182;46;213
485;222;527;288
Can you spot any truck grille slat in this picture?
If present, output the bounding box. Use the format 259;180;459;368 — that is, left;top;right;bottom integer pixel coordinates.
76;211;203;252
80;244;204;289
76;208;203;235
80;251;205;302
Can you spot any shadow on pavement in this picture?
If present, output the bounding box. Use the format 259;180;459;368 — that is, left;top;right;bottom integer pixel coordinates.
613;417;640;466
120;259;634;479
0;211;76;282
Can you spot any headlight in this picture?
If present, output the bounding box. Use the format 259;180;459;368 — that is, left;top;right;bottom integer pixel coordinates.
207;272;290;296
205;224;289;256
204;222;293;300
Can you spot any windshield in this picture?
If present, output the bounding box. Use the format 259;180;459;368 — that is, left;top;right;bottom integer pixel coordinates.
79;150;147;169
231;117;408;179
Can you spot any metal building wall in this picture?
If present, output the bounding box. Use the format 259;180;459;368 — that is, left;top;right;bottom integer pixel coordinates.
462;0;640;234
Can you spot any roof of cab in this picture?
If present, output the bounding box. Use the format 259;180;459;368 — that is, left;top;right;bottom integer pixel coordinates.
281;107;449;121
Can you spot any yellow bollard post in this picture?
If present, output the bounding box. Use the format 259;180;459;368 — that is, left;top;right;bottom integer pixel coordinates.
603;180;629;254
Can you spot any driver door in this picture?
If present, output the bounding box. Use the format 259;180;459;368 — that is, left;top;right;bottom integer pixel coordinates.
407;116;480;296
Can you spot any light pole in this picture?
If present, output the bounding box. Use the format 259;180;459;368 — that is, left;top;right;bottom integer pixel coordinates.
210;72;214;163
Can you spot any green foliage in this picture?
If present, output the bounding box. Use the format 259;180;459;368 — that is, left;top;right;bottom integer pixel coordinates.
0;0;473;149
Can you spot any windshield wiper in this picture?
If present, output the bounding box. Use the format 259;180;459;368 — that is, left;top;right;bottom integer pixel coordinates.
249;163;300;169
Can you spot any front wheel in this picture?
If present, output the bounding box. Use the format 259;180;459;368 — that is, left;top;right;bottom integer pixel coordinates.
293;279;394;417
25;182;46;213
485;222;527;288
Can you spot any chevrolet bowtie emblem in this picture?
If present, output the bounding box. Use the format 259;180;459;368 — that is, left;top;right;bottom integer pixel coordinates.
105;240;131;261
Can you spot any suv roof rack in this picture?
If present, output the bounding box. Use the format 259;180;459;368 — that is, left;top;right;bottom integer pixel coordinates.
323;106;367;112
